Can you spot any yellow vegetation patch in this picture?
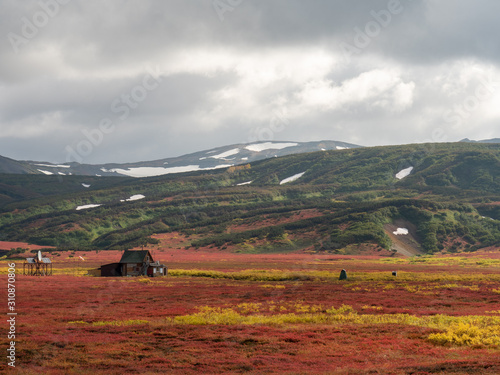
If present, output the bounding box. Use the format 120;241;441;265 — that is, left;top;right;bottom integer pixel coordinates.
428;322;500;348
260;284;286;289
169;269;317;281
236;303;262;314
69;319;149;326
167;304;500;350
400;282;482;295
384;256;500;267
52;268;90;276
362;305;383;310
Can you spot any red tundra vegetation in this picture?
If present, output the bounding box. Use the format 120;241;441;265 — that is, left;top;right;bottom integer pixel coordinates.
1;248;499;374
0;241;54;251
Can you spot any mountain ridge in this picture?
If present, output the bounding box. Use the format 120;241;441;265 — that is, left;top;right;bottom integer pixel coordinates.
460;138;500;144
3;140;361;178
0;155;40;175
3;138;498;178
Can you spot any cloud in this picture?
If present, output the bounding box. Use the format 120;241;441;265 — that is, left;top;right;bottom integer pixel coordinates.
0;0;499;163
295;69;415;113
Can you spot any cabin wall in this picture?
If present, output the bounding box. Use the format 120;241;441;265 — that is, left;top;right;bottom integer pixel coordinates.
100;260;167;277
126;263;144;276
100;263;122;277
148;266;167;277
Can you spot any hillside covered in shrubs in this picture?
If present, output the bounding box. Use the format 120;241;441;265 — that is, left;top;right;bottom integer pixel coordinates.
0;142;498;254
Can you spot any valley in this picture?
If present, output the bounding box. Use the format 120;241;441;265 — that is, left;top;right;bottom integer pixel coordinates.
0;142;498;256
1;141;499;374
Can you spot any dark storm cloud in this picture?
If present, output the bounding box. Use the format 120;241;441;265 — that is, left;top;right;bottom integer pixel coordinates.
0;0;499;163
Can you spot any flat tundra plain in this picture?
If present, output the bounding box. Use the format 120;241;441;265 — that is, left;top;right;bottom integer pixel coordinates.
1;248;500;374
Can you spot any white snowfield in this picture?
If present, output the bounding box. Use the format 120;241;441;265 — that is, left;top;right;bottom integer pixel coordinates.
393;228;409;235
209;148;240;159
121;194;146;202
82;183;91;188
76;204;102;211
103;164;233;178
35;163;70;168
336;146;349;150
237;181;253;186
280;172;305;185
245;142;298;152
37;169;53;175
396;166;414;180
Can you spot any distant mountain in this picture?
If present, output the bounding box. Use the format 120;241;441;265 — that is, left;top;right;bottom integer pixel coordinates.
460;138;500;144
20;140;361;178
0;155;40;174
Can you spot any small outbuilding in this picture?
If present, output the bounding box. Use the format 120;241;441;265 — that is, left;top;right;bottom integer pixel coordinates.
99;250;167;277
24;251;52;276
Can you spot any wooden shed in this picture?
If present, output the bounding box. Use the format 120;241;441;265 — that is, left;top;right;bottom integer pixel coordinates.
99;250;167;277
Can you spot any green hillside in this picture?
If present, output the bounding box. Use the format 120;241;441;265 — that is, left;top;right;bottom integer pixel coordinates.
0;142;498;255
0;155;41;175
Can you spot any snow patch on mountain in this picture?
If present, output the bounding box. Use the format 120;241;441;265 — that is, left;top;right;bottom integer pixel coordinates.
393;228;409;235
237;181;253;186
120;194;146;202
35;163;70;168
82;183;91;188
108;164;233;178
209;148;240;159
37;169;54;175
396;167;414;180
76;204;102;211
280;172;305;185
245;142;298;152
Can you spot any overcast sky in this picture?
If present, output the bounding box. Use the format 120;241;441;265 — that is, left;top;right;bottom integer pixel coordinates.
1;0;499;164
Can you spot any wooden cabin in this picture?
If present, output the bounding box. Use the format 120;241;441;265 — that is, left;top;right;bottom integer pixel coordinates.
99;250;167;277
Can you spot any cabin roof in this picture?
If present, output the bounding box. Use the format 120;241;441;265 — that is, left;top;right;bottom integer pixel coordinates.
119;250;153;264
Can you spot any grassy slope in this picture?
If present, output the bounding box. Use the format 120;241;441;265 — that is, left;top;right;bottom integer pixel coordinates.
0;142;498;253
